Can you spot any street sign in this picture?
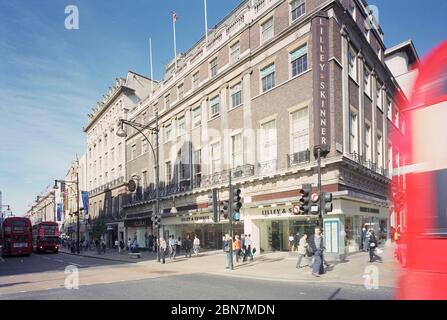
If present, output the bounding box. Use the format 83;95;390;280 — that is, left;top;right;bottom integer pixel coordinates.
127;179;137;193
311;192;319;203
293;205;300;214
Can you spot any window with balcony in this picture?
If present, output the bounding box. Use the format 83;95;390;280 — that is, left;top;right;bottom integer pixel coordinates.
261;63;275;92
165;161;172;183
232;133;243;168
290;108;309;156
177;84;184;100
291;44;308;77
349;111;358;154
230;83;243;108
210;142;221;174
261;17;274;43
376;81;383;110
209;95;220;118
142;170;148;189
230;41;240;64
377;134;383;168
193;149;202;186
210;58;218;78
192;106;201;128
291;0;305;21
193;72;200;90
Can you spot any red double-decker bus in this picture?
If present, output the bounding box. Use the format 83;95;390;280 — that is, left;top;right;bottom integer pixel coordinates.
1;217;33;257
393;41;447;299
32;222;60;253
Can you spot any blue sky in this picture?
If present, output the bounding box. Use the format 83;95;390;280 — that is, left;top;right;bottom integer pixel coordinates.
0;0;446;216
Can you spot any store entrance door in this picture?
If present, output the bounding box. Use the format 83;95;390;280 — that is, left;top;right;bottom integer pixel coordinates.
271;221;284;251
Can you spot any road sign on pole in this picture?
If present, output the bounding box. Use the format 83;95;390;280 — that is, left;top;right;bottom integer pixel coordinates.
293;204;300;215
311;192;319;203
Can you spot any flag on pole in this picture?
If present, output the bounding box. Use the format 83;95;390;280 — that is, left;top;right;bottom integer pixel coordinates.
171;11;178;22
171;11;178;70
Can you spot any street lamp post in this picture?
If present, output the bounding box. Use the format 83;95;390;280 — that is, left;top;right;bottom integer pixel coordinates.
116;110;161;261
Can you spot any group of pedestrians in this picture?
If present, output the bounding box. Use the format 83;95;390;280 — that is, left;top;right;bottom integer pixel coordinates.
223;233;256;269
362;227;382;263
157;235;201;264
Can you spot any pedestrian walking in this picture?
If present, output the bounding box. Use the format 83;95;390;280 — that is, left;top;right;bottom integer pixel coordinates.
101;239;106;254
127;238;131;252
184;235;192;258
115;240;119;253
234;235;242;263
308;227;325;277
368;230;382;262
223;234;233;269
169;235;177;260
95;239;101;255
177;237;182;255
159;237;167;264
193;235;200;256
296;234;309;268
247;234;254;261
363;226;369;252
119;240;124;254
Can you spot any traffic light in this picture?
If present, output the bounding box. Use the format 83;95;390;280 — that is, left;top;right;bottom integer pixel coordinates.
220;200;229;220
208;188;218;222
152;214;161;228
322;192;333;213
232;187;242;221
298;184;312;215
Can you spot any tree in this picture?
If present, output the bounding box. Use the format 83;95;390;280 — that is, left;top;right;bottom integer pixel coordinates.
92;216;107;240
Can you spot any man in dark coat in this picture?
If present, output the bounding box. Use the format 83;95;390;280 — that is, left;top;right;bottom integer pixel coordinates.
308;227;325;277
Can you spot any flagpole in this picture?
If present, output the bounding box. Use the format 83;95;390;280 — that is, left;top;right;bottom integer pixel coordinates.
149;37;154;92
172;13;177;70
204;0;208;43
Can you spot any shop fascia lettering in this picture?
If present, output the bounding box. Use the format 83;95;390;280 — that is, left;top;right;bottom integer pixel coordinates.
180;213;211;222
261;207;293;216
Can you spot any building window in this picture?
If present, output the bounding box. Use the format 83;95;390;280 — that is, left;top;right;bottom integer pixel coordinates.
177;84;184;100
131;144;137;160
290;44;308;77
165;94;171;110
348;46;357;80
365;123;372;162
349;111;358;154
291;0;305;21
230;83;243;108
388;145;393;176
261;17;274;43
209;95;220;118
261;120;277;162
142;139;149;154
193;149;201;182
348;0;356;20
193;72;200;90
376;81;383;110
377;134;383;168
210;142;221;173
142;171;148;189
230;41;240;64
210;58;218;78
290;108;309;154
231;133;243;168
165;161;172;183
261;63;276;92
177;116;185;136
164;124;172;142
387;98;392;120
192;106;201;128
111;168;115;180
364;66;371;96
394;110;399;128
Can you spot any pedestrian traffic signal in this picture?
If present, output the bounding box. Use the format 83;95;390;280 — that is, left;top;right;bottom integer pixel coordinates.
220;200;229;220
208;188;218;222
322;192;333;213
232;187;242;221
298;184;312;215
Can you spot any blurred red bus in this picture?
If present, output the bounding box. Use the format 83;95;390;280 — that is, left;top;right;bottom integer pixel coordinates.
393;40;447;300
0;217;33;257
32;221;60;253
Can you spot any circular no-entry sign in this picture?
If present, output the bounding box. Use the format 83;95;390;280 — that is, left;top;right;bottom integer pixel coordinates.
311;192;319;203
293;205;300;214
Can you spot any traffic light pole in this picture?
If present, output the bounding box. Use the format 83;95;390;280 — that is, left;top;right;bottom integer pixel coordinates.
228;169;234;270
317;147;323;228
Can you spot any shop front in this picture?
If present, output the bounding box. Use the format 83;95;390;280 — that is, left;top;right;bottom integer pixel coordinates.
161;212;244;250
242;205;319;254
125;217;153;249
